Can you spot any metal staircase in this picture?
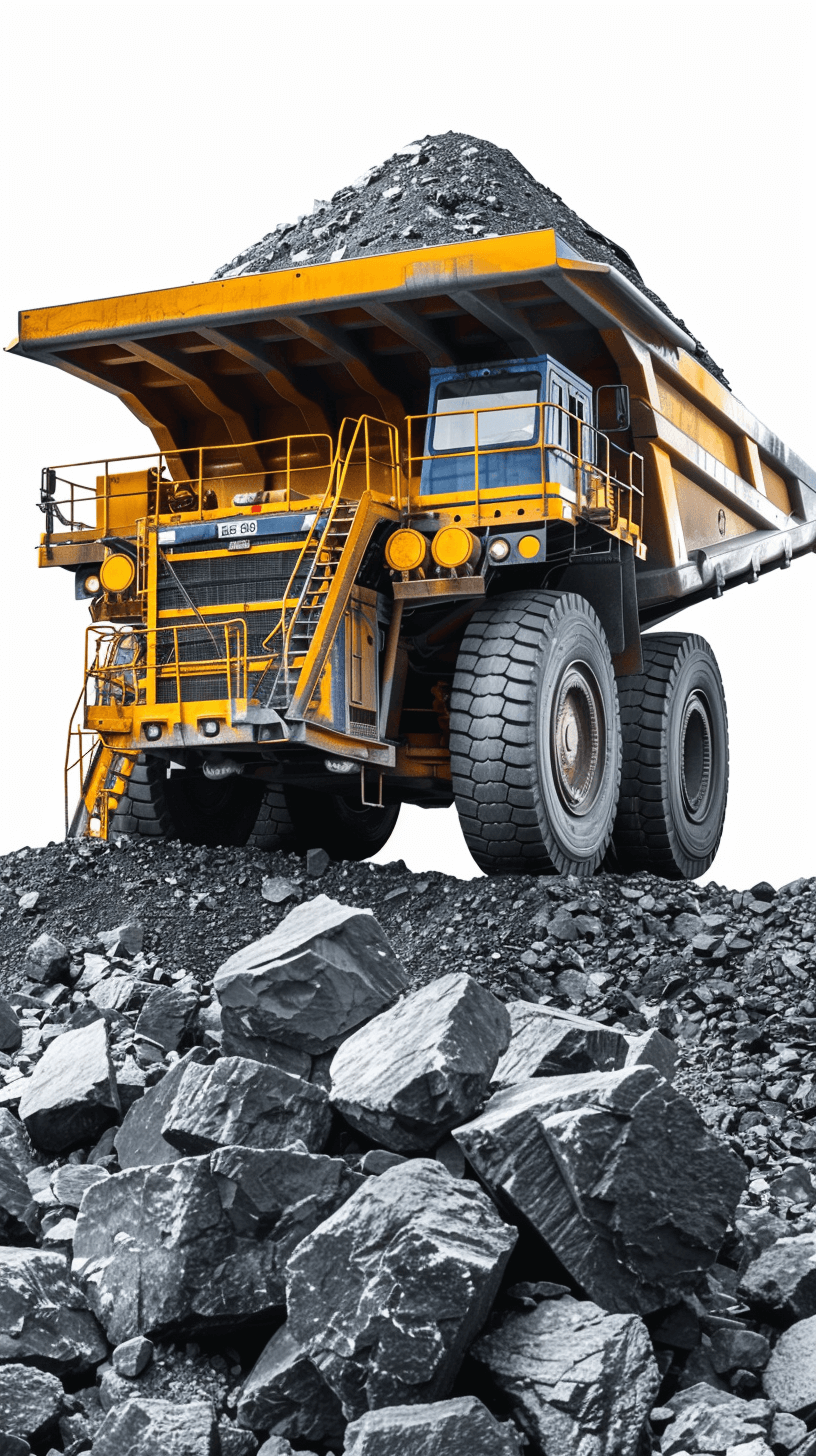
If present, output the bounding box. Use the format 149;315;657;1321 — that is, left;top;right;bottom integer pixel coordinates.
266;499;359;708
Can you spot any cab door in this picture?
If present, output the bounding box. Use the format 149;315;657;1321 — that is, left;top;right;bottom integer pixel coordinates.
545;369;593;507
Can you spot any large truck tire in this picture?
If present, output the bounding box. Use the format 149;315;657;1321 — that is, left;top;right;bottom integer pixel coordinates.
164;772;266;848
450;591;621;875
109;754;173;838
609;633;729;880
249;785;400;862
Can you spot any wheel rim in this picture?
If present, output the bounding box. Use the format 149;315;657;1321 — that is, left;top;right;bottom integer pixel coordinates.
549;661;605;817
680;690;714;821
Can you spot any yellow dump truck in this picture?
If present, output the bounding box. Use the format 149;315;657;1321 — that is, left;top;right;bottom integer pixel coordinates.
12;231;816;878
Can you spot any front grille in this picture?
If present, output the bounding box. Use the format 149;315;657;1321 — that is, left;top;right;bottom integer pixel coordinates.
157;548;306;612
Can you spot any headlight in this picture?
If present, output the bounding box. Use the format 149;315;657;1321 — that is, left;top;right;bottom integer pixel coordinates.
431;526;480;569
385;529;429;572
100;553;136;594
199;719;221;737
325;757;356;773
488;539;510;561
143;723;162;741
83;574;101;596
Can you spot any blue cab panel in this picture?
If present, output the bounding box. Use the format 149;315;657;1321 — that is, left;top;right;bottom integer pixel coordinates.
418;355;593;499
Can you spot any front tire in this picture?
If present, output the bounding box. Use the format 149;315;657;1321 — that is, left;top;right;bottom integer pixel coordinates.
249;785;400;862
610;633;729;879
450;591;621;875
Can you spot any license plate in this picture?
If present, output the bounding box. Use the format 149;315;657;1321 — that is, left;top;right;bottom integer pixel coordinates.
218;519;258;539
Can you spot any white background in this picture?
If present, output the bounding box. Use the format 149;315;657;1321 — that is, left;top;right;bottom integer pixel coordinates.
1;0;813;888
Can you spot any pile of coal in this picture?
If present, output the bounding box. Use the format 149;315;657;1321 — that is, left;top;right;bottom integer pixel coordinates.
0;841;814;1454
211;130;728;386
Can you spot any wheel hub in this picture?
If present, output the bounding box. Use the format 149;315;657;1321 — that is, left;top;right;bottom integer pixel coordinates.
680;691;713;821
551;663;603;816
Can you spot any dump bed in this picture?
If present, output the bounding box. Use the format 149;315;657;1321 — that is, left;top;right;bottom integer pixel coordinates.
12;228;816;617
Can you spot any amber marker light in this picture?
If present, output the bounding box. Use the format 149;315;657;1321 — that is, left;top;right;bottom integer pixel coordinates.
99;553;136;593
384;529;428;572
431;526;480;569
518;535;542;559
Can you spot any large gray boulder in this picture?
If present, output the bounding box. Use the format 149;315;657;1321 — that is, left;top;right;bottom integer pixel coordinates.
472;1294;659;1456
73;1145;362;1344
739;1232;816;1319
0;1110;36;1236
453;1065;745;1315
762;1314;816;1416
93;1397;219;1455
492;1003;628;1088
0;1249;107;1374
115;1048;210;1170
18;1018;120;1153
162;1056;331;1156
660;1382;774;1454
214;896;407;1057
330;973;510;1152
23;933;69;985
135;986;198;1054
0;1363;63;1441
286;1158;516;1420
237;1322;344;1447
343;1396;524;1455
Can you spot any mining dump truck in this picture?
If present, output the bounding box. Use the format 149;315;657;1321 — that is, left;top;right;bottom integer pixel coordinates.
12;231;816;878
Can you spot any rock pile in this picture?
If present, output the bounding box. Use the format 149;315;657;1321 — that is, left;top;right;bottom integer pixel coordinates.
211;130;728;386
0;837;814;1452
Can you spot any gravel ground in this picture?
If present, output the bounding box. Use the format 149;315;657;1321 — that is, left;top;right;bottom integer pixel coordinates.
3;836;815;1198
212;130;728;387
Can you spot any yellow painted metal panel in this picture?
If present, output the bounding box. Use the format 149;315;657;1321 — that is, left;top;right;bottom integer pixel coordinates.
654;377;741;476
674;467;755;553
759;457;792;516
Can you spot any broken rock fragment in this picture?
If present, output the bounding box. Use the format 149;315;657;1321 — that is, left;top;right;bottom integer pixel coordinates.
0;1362;63;1442
0;1110;36;1235
491;1002;628;1088
0;1249;107;1374
286;1158;516;1419
237;1322;345;1447
738;1232;816;1319
762;1314;816;1416
135;985;198;1054
0;998;21;1054
18;1018;120;1153
23;933;69;985
73;1145;362;1343
93;1397;219;1456
625;1027;677;1080
472;1293;659;1456
343;1395;524;1455
330;973;510;1151
660;1382;774;1454
454;1065;746;1314
162;1055;331;1156
214;895;406;1057
115;1048;210;1169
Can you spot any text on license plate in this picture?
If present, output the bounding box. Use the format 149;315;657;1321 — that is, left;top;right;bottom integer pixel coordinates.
218;519;258;539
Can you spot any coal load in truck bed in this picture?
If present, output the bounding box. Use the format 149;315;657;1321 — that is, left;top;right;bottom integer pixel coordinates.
212;130;728;386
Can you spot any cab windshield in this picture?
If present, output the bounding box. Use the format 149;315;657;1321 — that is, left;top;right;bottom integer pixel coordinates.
432;373;540;452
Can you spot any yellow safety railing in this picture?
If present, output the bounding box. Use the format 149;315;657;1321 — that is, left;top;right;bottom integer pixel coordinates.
404;399;645;545
40;431;336;547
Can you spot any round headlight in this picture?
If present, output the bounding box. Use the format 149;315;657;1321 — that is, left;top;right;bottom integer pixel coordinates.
431;526;480;569
199;719;221;737
83;574;101;595
143;723;162;741
100;553;136;594
488;538;510;561
385;529;429;573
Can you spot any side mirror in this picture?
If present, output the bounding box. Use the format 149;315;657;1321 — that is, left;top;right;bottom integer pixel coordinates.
41;468;57;502
595;384;630;434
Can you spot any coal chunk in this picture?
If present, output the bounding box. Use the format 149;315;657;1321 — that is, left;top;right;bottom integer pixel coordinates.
625;1028;677;1080
0;1111;36;1235
286;1158;516;1419
115;1048;209;1170
162;1056;331;1156
112;1335;153;1378
762;1315;816;1416
214;895;406;1057
660;1382;774;1453
343;1395;525;1454
18;1018;120;1153
73;1145;362;1343
93;1396;218;1455
0;1000;21;1055
135;986;198;1054
739;1232;816;1319
329;973;510;1152
0;1363;62;1441
453;1065;746;1315
237;1322;344;1447
491;1002;628;1088
23;933;69;985
0;1249;107;1374
472;1294;659;1456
